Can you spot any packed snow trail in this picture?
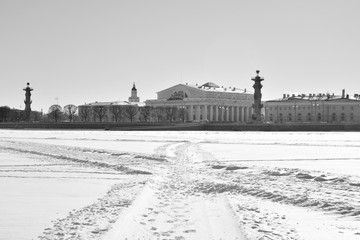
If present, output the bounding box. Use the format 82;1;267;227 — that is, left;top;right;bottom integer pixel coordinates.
103;142;246;240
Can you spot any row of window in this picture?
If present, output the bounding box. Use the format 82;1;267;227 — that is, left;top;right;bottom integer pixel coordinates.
268;106;356;111
268;112;355;122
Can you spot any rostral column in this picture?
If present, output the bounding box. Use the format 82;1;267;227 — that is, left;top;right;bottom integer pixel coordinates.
23;82;33;122
252;70;264;122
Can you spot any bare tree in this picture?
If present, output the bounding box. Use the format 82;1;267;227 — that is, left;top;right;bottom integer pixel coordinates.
124;106;138;122
92;106;107;122
31;111;42;122
164;106;178;122
139;106;152;122
79;106;91;122
48;104;62;122
178;107;188;122
151;107;165;122
109;105;124;122
63;104;77;122
0;106;11;122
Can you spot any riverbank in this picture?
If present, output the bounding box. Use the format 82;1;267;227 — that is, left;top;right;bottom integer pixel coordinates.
1;122;360;131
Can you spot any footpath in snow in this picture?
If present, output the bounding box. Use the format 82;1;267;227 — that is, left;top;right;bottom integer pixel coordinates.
103;142;245;240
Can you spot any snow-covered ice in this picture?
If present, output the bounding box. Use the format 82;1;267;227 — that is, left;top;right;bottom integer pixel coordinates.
0;130;359;239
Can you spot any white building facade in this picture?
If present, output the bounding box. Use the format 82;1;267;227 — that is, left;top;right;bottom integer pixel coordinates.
145;82;254;122
265;90;360;123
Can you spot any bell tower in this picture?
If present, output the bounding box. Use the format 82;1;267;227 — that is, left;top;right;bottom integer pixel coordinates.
23;82;33;121
252;70;264;122
128;83;140;102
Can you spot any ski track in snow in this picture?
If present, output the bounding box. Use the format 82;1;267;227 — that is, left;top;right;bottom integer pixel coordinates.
1;132;360;240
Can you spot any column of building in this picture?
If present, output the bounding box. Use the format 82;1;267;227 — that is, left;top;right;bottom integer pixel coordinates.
203;105;208;121
195;105;201;121
209;106;214;121
188;105;194;121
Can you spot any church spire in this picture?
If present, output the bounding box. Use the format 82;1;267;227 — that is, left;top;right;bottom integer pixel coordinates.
129;83;140;102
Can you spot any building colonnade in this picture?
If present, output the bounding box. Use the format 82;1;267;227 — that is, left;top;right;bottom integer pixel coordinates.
176;104;253;122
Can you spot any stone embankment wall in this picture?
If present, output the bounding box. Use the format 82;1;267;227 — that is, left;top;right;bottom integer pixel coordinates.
1;122;360;131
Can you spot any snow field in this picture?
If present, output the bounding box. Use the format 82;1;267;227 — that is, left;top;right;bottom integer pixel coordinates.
0;130;359;239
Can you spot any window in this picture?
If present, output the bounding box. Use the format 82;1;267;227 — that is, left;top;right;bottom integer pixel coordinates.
317;113;321;122
307;113;311;121
350;113;354;121
341;113;345;121
332;113;336;122
297;113;302;122
269;114;273;122
279;113;283;122
342;106;345;111
288;113;292;122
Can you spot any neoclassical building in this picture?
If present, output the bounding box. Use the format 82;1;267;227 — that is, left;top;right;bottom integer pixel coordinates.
145;82;254;122
265;90;360;123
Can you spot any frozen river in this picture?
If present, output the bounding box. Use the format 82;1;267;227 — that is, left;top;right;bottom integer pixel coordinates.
0;130;359;239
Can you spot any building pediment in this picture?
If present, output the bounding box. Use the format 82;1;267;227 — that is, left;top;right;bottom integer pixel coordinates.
157;84;205;100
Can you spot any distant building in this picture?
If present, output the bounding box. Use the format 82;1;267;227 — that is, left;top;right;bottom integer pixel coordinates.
145;82;254;122
78;84;144;122
265;90;360;123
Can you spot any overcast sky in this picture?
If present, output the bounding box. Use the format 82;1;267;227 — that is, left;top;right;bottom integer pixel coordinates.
1;0;359;111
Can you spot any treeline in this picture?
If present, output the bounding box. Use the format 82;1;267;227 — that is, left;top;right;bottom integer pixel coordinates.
0;104;77;123
1;104;190;123
0;106;42;122
78;105;188;123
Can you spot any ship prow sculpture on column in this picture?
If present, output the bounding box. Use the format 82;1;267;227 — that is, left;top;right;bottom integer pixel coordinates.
23;82;33;122
252;70;264;122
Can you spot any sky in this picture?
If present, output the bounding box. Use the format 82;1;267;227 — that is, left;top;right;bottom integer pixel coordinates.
1;0;360;112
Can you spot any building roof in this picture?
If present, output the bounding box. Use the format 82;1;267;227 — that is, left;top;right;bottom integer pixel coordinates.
79;101;145;107
201;82;220;88
158;83;252;95
267;93;360;103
